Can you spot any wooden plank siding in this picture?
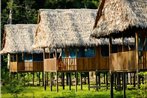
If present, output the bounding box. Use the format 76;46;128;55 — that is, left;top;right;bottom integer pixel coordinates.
143;51;147;70
44;47;109;72
110;51;137;72
9;61;43;72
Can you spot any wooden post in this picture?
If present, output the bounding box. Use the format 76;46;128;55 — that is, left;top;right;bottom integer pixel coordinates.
106;72;108;89
62;72;65;90
66;73;69;85
110;73;114;98
69;72;71;90
39;72;41;86
75;72;77;92
56;72;58;92
88;72;90;91
33;72;35;86
96;71;98;91
104;73;106;84
46;72;48;86
43;48;46;90
98;72;101;89
123;73;126;98
135;32;139;89
133;73;136;87
80;72;83;90
50;72;52;91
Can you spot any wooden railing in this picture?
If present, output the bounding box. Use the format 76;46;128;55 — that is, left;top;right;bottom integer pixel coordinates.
110;51;137;71
44;57;96;72
44;58;57;72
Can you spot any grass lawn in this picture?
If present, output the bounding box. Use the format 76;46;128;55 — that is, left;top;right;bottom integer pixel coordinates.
1;85;141;98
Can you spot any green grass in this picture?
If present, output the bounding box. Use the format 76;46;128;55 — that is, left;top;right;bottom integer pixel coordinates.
1;85;141;98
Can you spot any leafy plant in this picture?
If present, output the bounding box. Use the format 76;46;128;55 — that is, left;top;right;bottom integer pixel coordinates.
4;77;25;98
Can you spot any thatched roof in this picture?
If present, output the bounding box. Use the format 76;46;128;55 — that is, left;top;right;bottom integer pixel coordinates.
0;24;42;54
33;9;135;48
33;9;101;48
91;0;147;37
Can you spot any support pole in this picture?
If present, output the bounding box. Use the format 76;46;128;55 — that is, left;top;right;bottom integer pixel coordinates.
96;71;98;91
88;72;90;91
62;72;65;90
75;72;77;92
50;72;52;91
98;73;101;89
123;73;126;98
80;72;83;90
106;72;108;89
33;72;34;86
39;72;41;86
43;48;46;90
135;32;139;89
69;72;71;90
110;73;114;98
56;72;58;92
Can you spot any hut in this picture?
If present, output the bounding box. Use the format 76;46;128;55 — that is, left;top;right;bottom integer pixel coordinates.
91;0;147;97
91;0;147;72
0;24;43;72
33;9;129;72
33;9;135;91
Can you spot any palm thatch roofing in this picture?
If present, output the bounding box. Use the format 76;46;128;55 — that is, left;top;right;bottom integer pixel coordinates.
91;0;147;38
0;24;42;54
33;9;134;49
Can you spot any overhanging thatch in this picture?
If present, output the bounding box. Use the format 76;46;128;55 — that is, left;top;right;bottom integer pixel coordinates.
91;0;147;37
0;24;42;54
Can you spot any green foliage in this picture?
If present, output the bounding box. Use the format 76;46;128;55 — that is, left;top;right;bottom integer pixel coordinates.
3;77;25;98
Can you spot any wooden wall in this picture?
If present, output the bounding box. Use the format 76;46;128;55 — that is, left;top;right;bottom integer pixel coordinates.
43;47;109;72
110;51;137;71
143;51;147;70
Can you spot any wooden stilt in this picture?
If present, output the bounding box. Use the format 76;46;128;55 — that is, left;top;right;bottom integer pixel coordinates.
96;71;98;91
110;73;114;98
104;73;106;84
123;73;126;98
62;72;65;90
39;72;41;86
56;72;58;92
42;72;44;86
46;72;48;86
69;72;71;90
133;73;136;87
66;73;69;85
88;72;90;91
106;72;108;89
44;72;46;90
80;72;83;90
50;72;52;91
75;72;77;92
98;73;100;89
33;72;35;86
